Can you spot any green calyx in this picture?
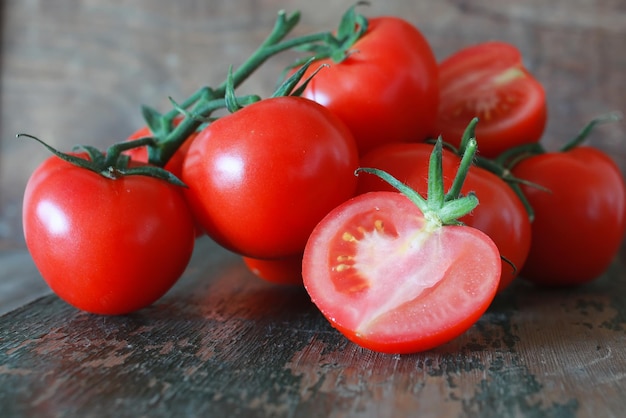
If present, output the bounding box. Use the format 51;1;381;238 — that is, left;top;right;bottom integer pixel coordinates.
357;137;479;228
17;133;186;186
292;1;369;64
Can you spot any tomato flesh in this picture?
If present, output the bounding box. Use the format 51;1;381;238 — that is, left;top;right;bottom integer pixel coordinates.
356;142;531;292
436;41;547;158
303;192;501;354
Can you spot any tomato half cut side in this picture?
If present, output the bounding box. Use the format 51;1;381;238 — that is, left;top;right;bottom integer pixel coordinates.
303;191;501;354
436;41;547;158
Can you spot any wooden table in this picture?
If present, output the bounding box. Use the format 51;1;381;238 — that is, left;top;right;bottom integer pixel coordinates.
1;1;625;417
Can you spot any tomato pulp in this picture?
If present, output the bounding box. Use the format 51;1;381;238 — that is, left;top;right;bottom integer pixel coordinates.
436;41;547;158
357;142;531;292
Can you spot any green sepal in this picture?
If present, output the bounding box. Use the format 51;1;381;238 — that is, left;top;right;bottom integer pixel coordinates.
356;137;480;228
225;66;243;113
560;111;622;152
141;105;165;137
18;133;186;187
119;166;187;187
290;2;368;65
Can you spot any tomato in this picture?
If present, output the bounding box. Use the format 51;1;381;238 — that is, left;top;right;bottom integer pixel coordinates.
302;191;501;354
181;96;359;259
298;16;439;155
242;254;303;285
356;142;531;292
436;41;547;158
512;146;626;286
22;154;196;315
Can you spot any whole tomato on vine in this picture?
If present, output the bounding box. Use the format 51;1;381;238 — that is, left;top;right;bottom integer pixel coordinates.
21;136;196;315
509;114;626;286
181;95;359;259
294;10;439;155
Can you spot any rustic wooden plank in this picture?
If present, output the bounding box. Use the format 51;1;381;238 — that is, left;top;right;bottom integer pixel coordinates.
1;238;625;417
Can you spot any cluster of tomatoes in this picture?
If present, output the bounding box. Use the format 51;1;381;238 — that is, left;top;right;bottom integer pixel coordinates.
21;7;625;354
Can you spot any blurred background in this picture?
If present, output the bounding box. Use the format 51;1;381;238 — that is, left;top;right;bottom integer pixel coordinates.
1;0;625;251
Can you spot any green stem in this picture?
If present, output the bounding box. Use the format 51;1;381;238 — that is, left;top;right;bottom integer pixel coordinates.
445;138;477;202
357;137;479;228
560;111;622;152
145;7;368;167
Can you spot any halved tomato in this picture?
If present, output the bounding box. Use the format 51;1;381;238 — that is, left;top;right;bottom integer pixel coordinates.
436;41;547;158
302;191;501;354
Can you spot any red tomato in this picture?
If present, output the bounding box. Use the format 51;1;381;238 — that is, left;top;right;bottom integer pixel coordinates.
242;254;303;285
436;41;547;158
298;16;439;155
22;154;196;315
302;191;501;354
357;142;531;292
181;96;359;259
512;146;626;286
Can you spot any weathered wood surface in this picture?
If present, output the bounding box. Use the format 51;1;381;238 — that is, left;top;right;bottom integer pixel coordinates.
1;237;626;417
1;0;626;417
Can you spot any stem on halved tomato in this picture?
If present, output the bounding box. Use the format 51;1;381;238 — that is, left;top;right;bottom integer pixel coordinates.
357;137;479;228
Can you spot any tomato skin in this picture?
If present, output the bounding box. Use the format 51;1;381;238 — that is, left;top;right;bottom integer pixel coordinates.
299;16;439;155
181;96;359;259
242;254;303;285
22;155;196;315
357;142;531;292
512;147;626;286
303;191;500;354
436;41;547;158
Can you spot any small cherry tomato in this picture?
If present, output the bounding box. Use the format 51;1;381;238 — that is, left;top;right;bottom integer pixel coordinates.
303;140;501;354
303;190;500;354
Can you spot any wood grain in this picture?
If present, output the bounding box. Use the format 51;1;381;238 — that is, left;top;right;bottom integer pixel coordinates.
1;238;626;417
